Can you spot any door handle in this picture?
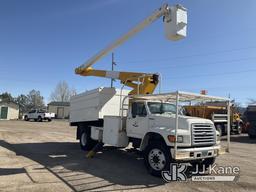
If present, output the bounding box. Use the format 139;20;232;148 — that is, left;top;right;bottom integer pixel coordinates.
149;118;155;120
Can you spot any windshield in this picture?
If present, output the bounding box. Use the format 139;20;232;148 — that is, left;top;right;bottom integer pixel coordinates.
148;102;178;114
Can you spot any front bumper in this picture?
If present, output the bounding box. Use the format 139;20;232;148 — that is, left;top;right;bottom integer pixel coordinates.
171;145;221;161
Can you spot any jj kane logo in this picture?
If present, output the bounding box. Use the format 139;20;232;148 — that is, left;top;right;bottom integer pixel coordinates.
162;163;240;182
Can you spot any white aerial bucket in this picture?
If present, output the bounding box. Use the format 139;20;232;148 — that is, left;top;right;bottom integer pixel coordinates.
164;4;187;41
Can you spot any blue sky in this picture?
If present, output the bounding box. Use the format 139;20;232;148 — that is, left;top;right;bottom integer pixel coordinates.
0;0;255;105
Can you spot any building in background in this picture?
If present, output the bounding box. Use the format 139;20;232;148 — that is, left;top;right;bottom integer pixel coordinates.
0;101;19;120
47;102;70;119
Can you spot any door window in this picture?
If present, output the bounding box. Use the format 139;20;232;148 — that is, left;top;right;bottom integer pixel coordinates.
131;102;147;117
38;109;46;113
29;110;36;114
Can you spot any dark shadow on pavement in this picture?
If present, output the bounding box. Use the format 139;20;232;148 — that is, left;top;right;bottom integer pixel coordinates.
229;134;256;144
0;168;26;176
0;140;165;191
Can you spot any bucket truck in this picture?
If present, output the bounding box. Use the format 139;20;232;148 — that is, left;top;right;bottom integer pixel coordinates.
70;3;229;177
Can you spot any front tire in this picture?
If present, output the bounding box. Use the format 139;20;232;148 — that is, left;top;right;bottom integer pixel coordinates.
79;130;97;151
144;141;171;177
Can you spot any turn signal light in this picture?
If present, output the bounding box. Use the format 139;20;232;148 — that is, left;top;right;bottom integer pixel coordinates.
168;135;176;142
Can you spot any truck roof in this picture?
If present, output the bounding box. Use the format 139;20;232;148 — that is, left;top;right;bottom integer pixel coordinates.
130;91;230;103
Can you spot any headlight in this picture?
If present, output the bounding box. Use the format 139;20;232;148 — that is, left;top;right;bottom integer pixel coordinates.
167;135;183;143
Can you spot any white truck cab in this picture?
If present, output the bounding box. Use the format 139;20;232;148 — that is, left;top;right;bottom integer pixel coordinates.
70;87;227;176
127;100;218;147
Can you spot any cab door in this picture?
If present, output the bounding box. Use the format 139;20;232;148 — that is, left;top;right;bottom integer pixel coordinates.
126;102;149;138
28;109;36;119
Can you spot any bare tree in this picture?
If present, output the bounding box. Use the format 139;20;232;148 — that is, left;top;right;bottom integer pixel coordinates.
231;99;244;113
27;90;45;110
15;94;29;114
50;81;76;102
70;87;77;97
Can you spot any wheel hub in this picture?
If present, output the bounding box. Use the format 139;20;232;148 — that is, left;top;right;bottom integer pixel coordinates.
152;155;160;164
148;148;166;171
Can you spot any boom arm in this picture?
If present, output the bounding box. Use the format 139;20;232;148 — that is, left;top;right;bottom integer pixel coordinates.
78;67;159;95
75;4;187;95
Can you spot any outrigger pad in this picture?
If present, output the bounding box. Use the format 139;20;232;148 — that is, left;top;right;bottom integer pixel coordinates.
86;142;104;158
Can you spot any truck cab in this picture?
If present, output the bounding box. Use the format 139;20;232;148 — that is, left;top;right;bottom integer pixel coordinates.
127;100;218;148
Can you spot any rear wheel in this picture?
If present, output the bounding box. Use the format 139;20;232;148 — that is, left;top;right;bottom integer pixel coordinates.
144;141;171;177
37;116;42;122
48;118;52;122
79;130;97;151
24;116;29;121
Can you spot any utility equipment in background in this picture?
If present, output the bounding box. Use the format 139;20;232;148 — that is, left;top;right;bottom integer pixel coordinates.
185;103;243;136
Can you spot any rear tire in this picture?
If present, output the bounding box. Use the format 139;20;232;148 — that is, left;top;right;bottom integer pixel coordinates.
79;130;97;151
37;116;42;122
24;116;29;121
48;118;52;122
143;141;171;177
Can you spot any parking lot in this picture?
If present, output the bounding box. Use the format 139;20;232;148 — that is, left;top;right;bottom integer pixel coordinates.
0;120;255;192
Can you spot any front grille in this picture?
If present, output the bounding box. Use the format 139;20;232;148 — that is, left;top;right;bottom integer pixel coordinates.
192;124;215;146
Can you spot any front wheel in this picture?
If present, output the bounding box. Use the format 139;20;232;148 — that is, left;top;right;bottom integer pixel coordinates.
143;141;171;177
